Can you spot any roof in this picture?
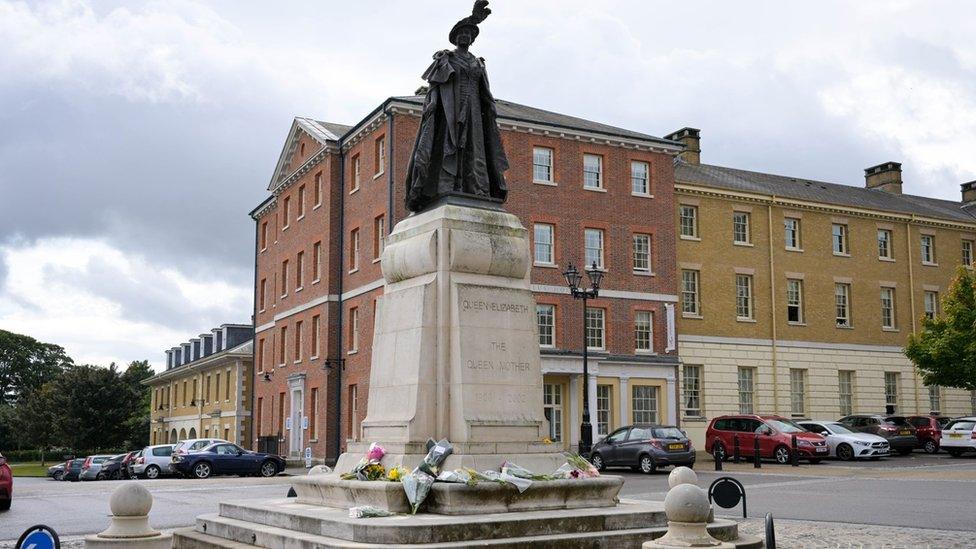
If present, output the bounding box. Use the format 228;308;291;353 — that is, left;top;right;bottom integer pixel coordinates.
675;161;976;224
144;339;253;385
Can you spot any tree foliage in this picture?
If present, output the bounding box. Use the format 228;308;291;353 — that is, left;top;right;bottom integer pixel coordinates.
0;329;74;405
906;266;976;391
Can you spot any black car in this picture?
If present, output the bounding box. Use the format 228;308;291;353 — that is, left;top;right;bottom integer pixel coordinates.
172;443;285;479
99;454;128;480
589;424;695;474
838;414;918;455
62;458;85;481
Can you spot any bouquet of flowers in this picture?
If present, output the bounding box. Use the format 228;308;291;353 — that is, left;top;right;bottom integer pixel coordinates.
436;469;474;484
501;461;553;481
340;442;387;480
401;438;455;514
552;453;600;479
386;466;409;482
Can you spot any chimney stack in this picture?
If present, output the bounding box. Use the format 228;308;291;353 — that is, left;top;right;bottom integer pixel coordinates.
961;181;976;211
865;162;902;194
664;127;701;165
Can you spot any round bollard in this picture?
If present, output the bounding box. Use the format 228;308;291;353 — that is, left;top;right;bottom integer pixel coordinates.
642;483;732;548
85;484;173;549
308;464;333;475
668;466;698;489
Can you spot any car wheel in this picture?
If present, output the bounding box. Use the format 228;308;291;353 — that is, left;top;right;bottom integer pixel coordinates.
144;465;161;480
923;440;938;454
947;449;963;457
639;454;656;474
712;442;727;462
53;471;63;481
193;462;212;479
897;448;912;456
837;443;855;461
96;472;107;481
774;445;791;464
590;453;605;472
260;461;279;478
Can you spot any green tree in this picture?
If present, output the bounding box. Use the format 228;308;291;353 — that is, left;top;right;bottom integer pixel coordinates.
120;360;154;449
14;382;60;465
906;266;976;391
0;329;74;405
47;363;130;451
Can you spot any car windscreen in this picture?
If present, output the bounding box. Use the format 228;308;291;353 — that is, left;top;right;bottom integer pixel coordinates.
652;427;685;439
937;417;953;428
766;419;806;433
825;423;856;434
948;421;975;431
884;417;909;426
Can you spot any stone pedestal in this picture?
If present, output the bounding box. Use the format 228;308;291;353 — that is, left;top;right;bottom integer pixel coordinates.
85;484;173;549
335;201;563;474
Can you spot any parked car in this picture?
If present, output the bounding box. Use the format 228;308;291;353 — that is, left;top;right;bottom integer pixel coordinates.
838;415;918;455
907;415;953;454
171;438;230;464
47;463;66;481
798;420;890;460
129;445;175;479
0;452;11;511
79;454;117;481
62;458;85;481
706;415;829;464
98;454;130;480
172;442;285;479
589;424;695;473
119;450;141;479
940;417;976;457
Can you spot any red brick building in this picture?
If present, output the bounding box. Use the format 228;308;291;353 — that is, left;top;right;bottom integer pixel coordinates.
251;95;683;462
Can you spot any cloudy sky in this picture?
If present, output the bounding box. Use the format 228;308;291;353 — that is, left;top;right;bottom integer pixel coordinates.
2;0;975;370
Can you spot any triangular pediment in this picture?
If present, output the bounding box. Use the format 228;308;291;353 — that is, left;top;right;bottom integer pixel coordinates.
266;117;346;191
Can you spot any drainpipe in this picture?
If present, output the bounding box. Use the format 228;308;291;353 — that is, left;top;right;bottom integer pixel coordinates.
249;210;260;449
906;216;919;413
767;200;779;415
387;107;395;228
333;145;346;464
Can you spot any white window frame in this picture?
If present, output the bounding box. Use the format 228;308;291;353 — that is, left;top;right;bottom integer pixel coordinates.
878;229;893;260
348;307;359;354
631;385;659;424
735;274;754;320
632;233;651;273
923;291;938;320
884;372;899;413
737;367;754;414
832;223;849;255
534;223;555;265
921;235;935;264
584;228;604;269
928;385;941;413
963;240;974;267
543;384;563;442
683;365;702;417
533;147;554;184
790;368;807;417
634;310;653;353
585;307;605;350
784;217;801;250
838;370;854;416
583;154;603;190
835;283;851;327
681;269;700;316
880;287;896;330
786;278;804;324
536;304;555;348
631;161;650;196
596;384;612;437
679;205;699;238
733;211;751;245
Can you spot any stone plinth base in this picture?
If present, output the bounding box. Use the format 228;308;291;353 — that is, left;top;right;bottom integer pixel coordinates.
85;532;173;549
291;474;623;515
334;441;568;478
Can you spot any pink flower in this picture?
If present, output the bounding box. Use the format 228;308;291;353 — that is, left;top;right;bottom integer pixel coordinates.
366;443;386;462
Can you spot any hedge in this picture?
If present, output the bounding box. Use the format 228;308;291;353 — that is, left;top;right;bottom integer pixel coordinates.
1;449;128;463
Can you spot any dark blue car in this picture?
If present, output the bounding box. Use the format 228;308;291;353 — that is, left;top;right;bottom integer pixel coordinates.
172;443;285;479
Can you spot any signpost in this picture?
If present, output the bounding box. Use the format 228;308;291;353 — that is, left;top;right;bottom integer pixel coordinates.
304;447;312;468
16;525;60;549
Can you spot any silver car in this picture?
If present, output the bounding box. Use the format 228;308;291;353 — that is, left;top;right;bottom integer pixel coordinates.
129;445;175;479
800;420;889;460
79;454;116;481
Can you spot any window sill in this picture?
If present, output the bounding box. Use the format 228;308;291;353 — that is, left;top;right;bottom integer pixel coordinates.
635;350;656;356
682;313;704;320
348;268;359;274
313;203;322;211
309;438;319;443
682;416;707;422
311;278;320;285
293;359;302;364
631;193;654;199
282;225;290;232
882;327;900;333
922;262;939;267
280;294;288;299
833;252;851;258
539;344;555;350
787;321;807;327
278;363;286;369
533;180;557;186
736;318;757;323
835;324;854;330
586;347;606;352
534;262;559;269
347;349;359;355
679;235;701;242
260;247;267;253
583;186;607;193
295;286;303;293
373;171;385;180
259;308;266;314
879;257;896;262
733;241;754;248
785;247;803;253
372;257;382;264
310;355;319;361
633;270;655;277
349;187;360;195
296;215;305;222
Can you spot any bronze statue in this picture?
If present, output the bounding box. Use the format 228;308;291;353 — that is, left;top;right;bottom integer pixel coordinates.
405;0;510;213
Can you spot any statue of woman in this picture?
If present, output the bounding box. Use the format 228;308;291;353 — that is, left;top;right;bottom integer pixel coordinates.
405;0;510;213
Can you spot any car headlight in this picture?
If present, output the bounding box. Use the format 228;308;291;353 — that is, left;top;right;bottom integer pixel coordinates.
853;440;872;446
798;440;813;447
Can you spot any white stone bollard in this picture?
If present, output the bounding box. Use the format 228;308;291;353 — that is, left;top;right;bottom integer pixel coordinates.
642;483;734;548
668;466;698;489
85;483;173;549
308;464;333;475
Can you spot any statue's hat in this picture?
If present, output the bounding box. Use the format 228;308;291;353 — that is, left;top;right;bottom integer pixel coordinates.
449;19;480;45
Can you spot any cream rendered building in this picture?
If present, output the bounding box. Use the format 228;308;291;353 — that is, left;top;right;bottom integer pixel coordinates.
145;324;254;446
665;128;976;447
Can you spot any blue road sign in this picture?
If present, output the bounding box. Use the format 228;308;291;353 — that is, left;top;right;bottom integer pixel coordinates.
15;525;60;549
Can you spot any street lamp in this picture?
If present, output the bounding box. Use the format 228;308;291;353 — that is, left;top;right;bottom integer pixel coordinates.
563;261;603;456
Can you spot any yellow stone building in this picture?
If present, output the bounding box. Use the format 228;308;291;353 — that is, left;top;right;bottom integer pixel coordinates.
144;324;254;446
664;128;976;447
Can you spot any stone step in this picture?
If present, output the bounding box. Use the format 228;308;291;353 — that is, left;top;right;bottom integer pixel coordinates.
216;498;668;544
173;512;762;549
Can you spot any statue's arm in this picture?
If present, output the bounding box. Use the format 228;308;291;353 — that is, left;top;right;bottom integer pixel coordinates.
422;50;455;85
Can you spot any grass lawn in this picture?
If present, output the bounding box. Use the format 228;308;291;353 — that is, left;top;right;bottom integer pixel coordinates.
8;462;52;477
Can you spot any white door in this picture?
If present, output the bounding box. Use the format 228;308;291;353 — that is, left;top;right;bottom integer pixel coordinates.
290;389;303;456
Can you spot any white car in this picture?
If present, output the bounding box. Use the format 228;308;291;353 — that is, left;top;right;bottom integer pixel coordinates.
129;444;176;479
941;417;976;457
799;420;889;461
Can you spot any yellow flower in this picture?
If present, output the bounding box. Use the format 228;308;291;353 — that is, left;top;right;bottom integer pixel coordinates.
542;437;553;445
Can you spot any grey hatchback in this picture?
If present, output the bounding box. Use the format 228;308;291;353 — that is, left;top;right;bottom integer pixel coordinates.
589;424;695;474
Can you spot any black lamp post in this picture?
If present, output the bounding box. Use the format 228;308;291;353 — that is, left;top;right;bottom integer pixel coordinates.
563;261;604;457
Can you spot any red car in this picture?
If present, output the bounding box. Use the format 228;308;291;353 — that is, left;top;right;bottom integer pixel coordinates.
706;414;829;464
1;452;12;511
907;415;953;454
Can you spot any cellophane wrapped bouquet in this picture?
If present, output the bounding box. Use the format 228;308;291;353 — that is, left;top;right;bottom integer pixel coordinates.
402;438;453;514
552;452;600;479
340;442;387;481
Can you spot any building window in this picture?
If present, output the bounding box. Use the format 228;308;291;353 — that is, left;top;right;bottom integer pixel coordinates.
375;136;386;175
735;274;754;320
280;260;289;297
921;235;935;264
259;278;267;311
928;385;941;413
349;384;359;441
297;185;306;219
310;388;318;440
878;229;893;259
257;338;266;373
679;205;698;238
260;221;268;251
311;314;320;358
374;215;385;259
543;384;563;442
584;228;604;268
214;373;220;402
583;154;603;189
533;147;553;183
534;224;554;265
924;291;938;320
312;241;322;282
832;224;849;255
279;326;287;365
349;228;360;272
296;251;304;290
314;172;322;207
596;384;612;436
256;397;263;437
884;372;899;413
790;369;807;416
733;212;750;244
683;365;702;417
784;218;801;249
835;283;851;327
880;287;896;329
352;154;361;191
225;369;231;401
282;197;290;229
537;304;555;347
632;385;659;424
681;270;700;315
738;367;754;414
278;392;285;435
294;320;302;362
349;307;359;353
786;279;803;323
585;307;605;350
631;161;649;195
635;311;652;353
633;234;651;273
963;240;974;267
838;370;854;416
